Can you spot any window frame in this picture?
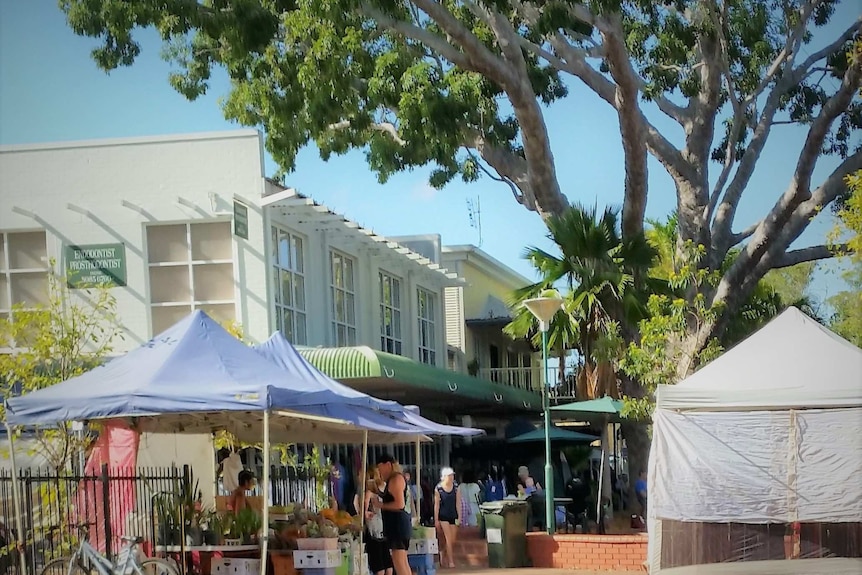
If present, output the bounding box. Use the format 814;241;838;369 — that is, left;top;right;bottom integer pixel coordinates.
329;249;357;347
417;287;437;365
271;224;308;345
146;221;237;335
379;270;403;355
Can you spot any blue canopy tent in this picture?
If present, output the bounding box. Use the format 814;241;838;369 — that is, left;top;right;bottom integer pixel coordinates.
253;332;483;436
4;311;480;575
252;331;483;519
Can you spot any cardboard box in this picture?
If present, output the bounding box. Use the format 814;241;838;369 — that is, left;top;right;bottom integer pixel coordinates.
212;558;261;575
293;550;343;568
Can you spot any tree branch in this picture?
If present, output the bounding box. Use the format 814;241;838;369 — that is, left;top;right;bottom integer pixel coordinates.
328;119;406;146
716;149;862;308
410;0;515;83
465;148;526;205
728;220;759;246
741;0;824;107
598;13;649;238
361;4;471;69
710;13;862;264
466;129;536;210
774;244;848;268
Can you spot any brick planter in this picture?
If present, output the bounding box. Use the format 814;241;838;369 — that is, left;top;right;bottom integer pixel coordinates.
526;532;648;571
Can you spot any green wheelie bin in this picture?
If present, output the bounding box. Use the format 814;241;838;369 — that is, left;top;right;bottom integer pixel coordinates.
479;500;529;568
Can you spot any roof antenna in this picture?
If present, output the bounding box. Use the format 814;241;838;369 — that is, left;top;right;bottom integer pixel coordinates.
466;196;483;247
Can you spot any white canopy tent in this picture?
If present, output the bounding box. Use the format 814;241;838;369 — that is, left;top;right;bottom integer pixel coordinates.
647;307;862;573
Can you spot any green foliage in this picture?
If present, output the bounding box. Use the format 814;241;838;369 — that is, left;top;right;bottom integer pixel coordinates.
619;242;724;420
304;445;335;511
505;203;660;362
57;0;855;191
828;262;862;348
0;271;122;468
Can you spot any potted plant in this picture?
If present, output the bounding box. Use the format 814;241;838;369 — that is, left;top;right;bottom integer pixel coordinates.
234;507;262;545
202;510;223;545
467;358;480;377
154;494;181;546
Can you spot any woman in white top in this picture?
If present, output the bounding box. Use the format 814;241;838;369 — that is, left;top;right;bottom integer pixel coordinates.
457;470;482;527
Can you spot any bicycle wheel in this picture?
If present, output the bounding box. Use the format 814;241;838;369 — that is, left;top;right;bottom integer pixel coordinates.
139;558;180;575
40;557;88;575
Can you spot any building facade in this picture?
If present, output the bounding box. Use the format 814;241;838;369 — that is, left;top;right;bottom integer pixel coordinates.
0;131;455;362
441;245;540;387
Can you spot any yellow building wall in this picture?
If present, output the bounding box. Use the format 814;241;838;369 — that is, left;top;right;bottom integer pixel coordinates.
460;260;517;320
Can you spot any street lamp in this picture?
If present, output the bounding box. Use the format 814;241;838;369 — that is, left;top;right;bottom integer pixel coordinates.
523;291;565;535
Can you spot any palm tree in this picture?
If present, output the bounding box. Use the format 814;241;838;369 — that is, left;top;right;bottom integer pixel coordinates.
506;203;659;399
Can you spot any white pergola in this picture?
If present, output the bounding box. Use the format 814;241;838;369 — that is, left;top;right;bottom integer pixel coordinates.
262;186;465;288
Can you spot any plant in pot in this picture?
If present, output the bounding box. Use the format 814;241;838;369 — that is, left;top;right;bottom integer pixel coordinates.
234;508;262;545
154;494;181;546
177;477;203;545
467;358;480;377
201;510;223;545
222;512;240;546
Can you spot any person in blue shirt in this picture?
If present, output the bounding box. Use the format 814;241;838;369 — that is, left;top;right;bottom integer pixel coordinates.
635;470;648;516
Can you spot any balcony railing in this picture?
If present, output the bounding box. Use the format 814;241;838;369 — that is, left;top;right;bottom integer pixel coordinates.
479;367;535;391
477;366;582;399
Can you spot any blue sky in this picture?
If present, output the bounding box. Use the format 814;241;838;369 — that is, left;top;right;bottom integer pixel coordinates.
0;0;855;302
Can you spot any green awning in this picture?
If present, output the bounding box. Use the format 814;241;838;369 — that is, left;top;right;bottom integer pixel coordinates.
298;346;540;412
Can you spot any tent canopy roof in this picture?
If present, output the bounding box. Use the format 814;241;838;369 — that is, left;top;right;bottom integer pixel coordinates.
509;426;598;443
656;307;862;411
5;311;480;443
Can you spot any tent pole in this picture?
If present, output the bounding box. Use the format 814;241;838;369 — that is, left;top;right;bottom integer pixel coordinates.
260;410;270;575
359;431;368;575
414;438;421;523
5;422;27;575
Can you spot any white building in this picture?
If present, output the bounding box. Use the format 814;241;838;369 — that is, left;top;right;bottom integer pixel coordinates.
0;130;457;358
1;130;545;476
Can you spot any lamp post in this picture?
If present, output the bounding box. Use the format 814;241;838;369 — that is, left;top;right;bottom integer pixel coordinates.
523;292;565;535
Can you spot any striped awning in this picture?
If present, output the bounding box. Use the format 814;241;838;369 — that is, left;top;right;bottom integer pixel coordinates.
298;346;540;412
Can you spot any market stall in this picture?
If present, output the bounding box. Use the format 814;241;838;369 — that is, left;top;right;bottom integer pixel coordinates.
5;311;480;575
647;307;862;573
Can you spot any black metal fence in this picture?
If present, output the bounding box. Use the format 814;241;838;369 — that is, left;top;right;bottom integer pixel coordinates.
0;463;335;574
0;464;188;575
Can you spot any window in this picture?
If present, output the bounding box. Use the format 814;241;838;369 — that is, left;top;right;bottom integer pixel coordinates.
417;288;436;365
271;226;307;345
146;222;236;335
0;231;50;322
330;250;356;347
379;271;402;355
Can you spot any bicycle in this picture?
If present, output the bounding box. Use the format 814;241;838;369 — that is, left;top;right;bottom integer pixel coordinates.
40;527;179;575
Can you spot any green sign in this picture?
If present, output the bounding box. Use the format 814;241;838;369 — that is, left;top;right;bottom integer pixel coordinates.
234;201;249;240
65;243;127;288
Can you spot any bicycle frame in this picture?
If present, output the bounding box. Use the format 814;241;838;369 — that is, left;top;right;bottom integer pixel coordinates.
69;538;147;575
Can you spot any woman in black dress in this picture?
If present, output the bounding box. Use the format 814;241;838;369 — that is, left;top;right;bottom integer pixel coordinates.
373;454;412;575
434;467;461;568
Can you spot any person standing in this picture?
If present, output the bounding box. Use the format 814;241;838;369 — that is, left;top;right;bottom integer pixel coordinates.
227;470;255;513
362;472;393;575
635;470;648;517
404;471;420;520
373;454;412;575
434;468;461;568
458;470;482;527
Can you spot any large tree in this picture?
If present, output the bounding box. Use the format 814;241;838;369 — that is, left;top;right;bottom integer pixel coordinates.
60;0;861;358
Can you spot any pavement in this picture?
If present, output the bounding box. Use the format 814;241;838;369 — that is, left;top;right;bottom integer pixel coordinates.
449;570;630;575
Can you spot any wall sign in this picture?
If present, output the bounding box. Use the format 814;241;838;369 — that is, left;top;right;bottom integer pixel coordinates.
65;243;127;288
234;200;249;240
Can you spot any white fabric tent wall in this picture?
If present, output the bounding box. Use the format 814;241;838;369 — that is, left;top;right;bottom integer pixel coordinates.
647;308;862;573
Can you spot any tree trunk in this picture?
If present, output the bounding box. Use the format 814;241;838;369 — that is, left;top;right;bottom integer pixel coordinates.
618;372;649;511
620;420;650;513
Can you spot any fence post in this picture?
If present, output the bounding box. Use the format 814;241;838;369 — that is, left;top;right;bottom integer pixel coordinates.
100;463;112;558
